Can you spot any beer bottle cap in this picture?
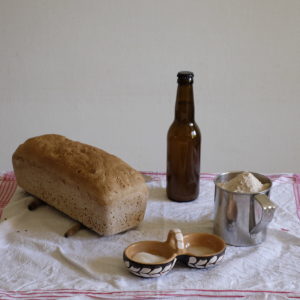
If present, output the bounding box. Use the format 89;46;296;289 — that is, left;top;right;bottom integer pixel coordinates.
177;71;194;84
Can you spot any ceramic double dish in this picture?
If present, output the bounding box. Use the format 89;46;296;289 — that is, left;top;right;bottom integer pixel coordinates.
123;229;226;278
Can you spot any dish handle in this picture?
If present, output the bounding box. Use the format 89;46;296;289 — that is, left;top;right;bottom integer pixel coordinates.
166;228;184;254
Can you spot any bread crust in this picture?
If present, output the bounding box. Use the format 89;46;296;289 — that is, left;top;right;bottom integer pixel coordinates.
12;134;148;235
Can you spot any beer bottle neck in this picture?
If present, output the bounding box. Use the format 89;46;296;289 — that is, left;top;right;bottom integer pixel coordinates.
174;83;195;122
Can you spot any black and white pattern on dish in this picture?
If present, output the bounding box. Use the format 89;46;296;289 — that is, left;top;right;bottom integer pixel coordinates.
179;251;225;269
124;258;177;278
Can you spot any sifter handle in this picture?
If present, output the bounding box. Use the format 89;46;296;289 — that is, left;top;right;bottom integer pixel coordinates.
250;194;276;234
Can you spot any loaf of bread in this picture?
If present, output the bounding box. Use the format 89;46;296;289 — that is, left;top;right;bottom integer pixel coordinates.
12;134;148;235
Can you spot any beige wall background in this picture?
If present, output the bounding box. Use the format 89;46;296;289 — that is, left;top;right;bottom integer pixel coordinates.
0;0;299;173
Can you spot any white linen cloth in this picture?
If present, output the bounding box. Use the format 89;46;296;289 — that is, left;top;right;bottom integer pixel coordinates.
0;172;299;299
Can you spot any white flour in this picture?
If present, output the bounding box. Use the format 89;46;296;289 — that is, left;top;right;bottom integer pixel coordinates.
218;172;270;193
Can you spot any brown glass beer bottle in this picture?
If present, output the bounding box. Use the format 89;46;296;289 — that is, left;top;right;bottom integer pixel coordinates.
166;71;201;202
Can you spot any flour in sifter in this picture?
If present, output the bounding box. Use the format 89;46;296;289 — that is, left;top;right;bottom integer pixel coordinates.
217;172;270;193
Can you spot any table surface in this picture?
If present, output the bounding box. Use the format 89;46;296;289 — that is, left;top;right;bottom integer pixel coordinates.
0;171;299;300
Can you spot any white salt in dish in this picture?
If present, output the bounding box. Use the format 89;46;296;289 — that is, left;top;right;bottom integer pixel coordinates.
132;252;167;264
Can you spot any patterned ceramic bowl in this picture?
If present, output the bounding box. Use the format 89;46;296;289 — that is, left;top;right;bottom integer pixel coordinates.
178;232;226;269
123;229;226;278
123;229;184;278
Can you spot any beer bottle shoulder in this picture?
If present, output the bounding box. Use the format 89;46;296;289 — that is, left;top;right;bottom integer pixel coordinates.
167;121;201;139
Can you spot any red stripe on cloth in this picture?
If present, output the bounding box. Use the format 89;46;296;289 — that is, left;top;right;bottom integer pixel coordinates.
293;174;300;220
0;296;70;299
0;183;13;217
0;181;16;205
1;180;16;203
0;179;10;206
0;172;17;217
87;294;245;299
268;174;294;180
3;171;16;181
0;289;299;297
